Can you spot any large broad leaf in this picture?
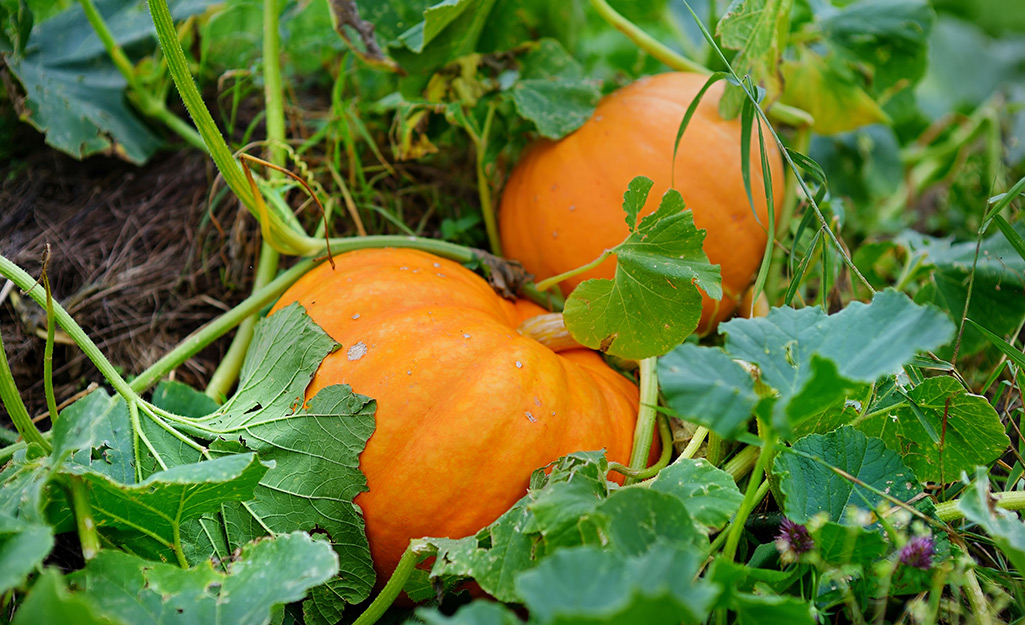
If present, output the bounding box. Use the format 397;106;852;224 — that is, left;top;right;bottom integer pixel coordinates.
856;376;1009;483
720;289;954;437
648;458;744;531
426;450;710;603
66;532;337;625
774;426;922;524
779;48;890;135
959;469;1025;575
11;569;111;625
514;545;719;625
59;389;135;484
0;516;54;595
506;39;600;139
59;453;270;563
564;176;722;360
427;452;612;602
658;343;763;440
211;385;377;607
204;303;339;431
145;304;379;610
417;602;523;625
818;0;935;94
716;0;793;117
3;0;217;163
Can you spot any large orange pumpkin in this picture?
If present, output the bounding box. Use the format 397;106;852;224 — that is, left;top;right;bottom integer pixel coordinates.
499;72;785;333
270;248;640;582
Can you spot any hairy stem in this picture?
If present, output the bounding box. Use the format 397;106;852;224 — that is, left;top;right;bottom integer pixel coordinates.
147;0;254;207
78;0;204;149
42;260;59;423
723;431;775;561
625;358;660;485
679;425;708;460
934;490;1025;522
476;101;502;255
609;414;672;480
69;476;100;560
535;250;612;293
0;329;50;452
352;540;433;625
722;444;759;482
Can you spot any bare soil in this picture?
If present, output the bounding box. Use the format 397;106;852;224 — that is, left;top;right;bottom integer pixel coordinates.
1;128;260;432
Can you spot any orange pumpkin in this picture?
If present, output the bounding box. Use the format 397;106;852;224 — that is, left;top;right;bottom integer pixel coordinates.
270;248;640;582
499;72;785;333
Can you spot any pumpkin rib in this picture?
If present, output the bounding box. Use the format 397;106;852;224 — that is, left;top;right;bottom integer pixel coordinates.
269;247;641;586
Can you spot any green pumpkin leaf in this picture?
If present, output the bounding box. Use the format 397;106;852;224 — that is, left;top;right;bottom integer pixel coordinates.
0;517;54;595
564;177;722;360
151;380;221;418
648;458;744;531
507;39;601;139
3;0;218;163
56;453;269;563
204;303;339;431
65;533;337;625
773;426;922;524
426;449;711;603
514;545;718;625
721;289;954;438
810;521;889;568
658;343;762;440
210;384;377;606
856;376;1009;483
819;0;934;94
58;390;134;484
901;223;1025;358
11;569;110;625
728;592;817;625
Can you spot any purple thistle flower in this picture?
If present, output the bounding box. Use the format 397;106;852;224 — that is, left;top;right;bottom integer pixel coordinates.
776;517;814;564
899;534;935;570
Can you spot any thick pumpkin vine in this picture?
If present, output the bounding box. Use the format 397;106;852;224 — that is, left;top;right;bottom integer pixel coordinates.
2;0;1025;624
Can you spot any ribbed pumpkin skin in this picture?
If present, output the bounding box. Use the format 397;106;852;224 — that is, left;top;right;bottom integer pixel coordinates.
270;248;640;582
499;72;785;332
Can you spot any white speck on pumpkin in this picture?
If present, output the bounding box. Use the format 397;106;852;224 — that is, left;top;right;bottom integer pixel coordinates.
433;262;441;268
347;342;368;361
463;333;471;339
352;313;360;320
515;361;523;368
525;411;537;423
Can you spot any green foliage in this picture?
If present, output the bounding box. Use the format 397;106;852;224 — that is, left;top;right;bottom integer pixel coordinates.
1;0;216;163
660;290;954;440
2;0;1025;623
62;533;337;625
564;176;722;360
856;376;1009;483
716;0;793;117
774;426;922;524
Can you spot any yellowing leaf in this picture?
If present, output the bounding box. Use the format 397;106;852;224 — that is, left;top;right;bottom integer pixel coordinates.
780;49;890;135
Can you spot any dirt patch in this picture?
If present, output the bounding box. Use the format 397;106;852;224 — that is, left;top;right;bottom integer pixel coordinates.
1;133;260;431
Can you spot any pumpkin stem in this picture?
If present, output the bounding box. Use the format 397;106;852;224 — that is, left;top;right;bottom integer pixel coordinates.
517;313;585;352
